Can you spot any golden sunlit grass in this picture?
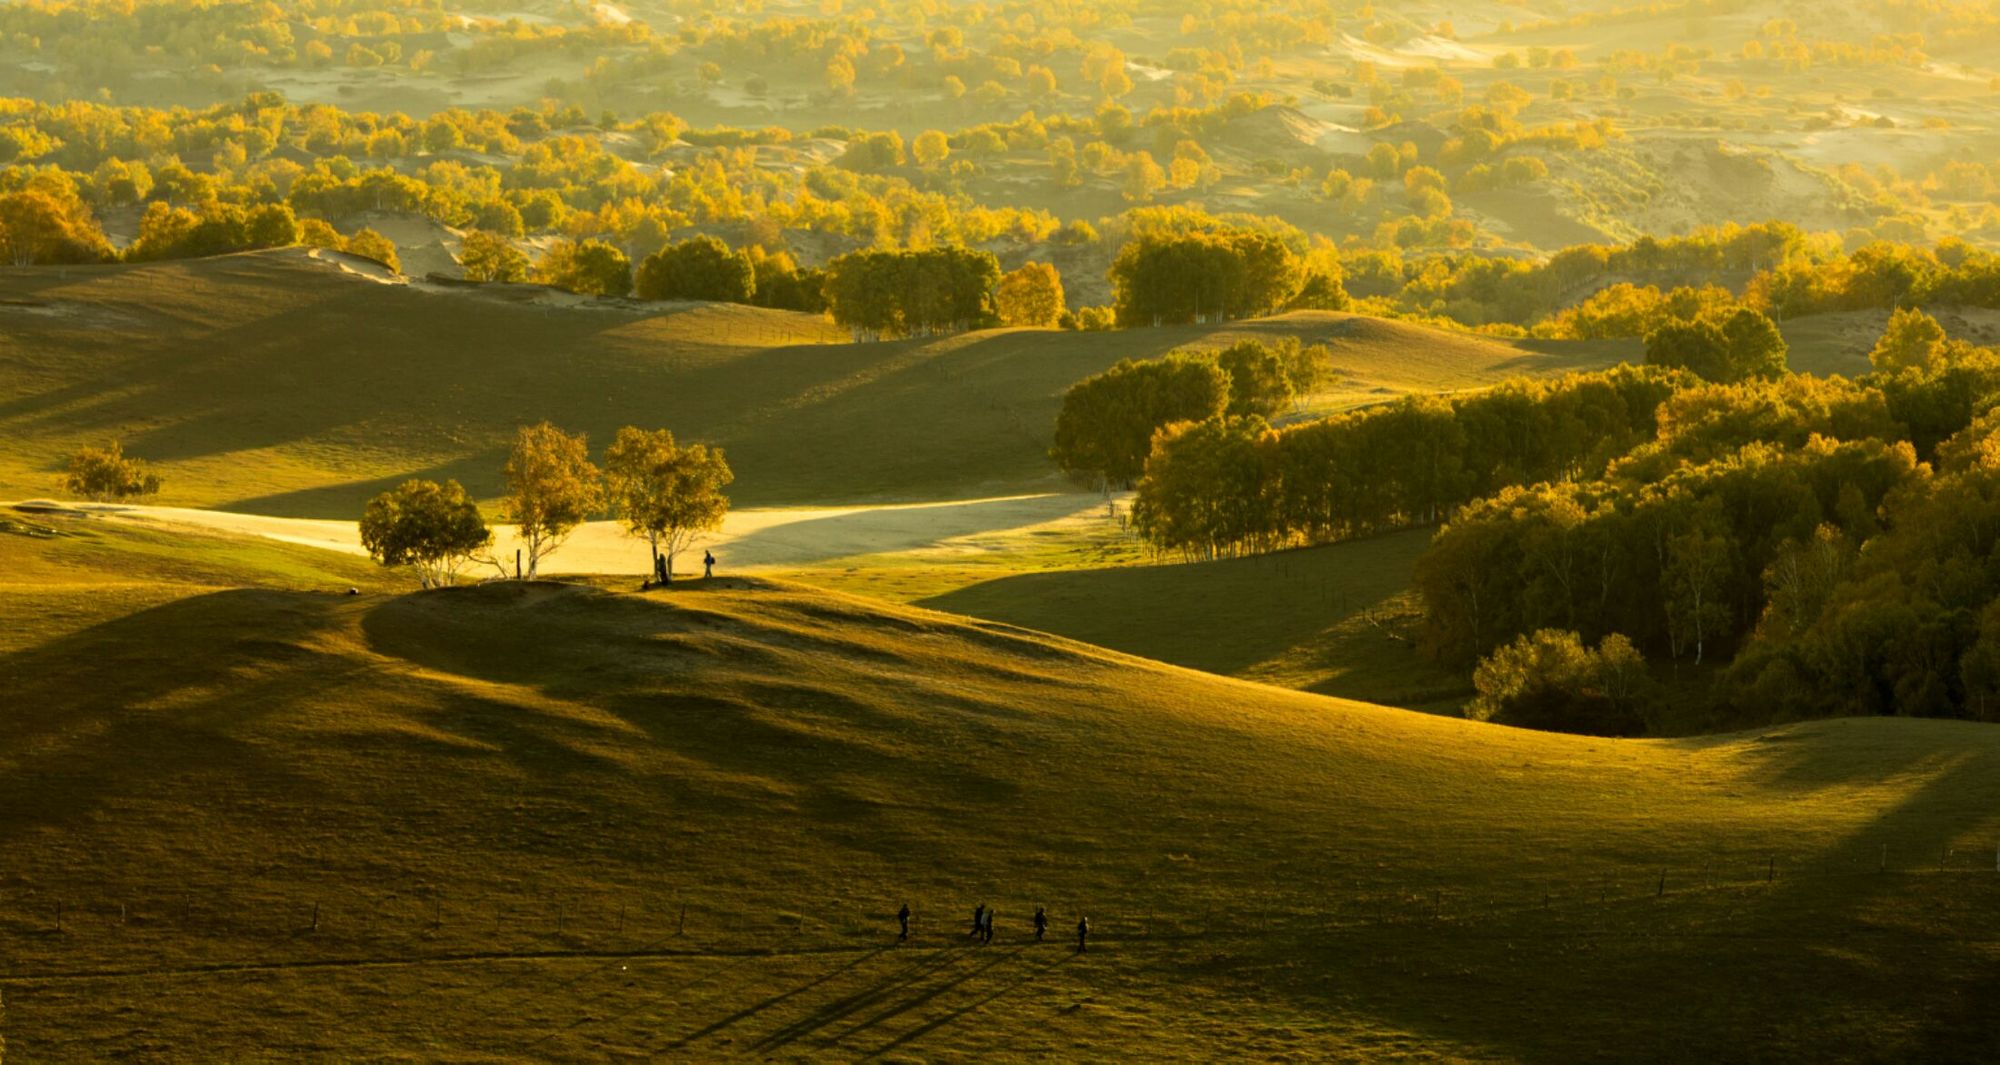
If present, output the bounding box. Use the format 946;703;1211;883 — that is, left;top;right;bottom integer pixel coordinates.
3;513;1997;1060
0;251;1628;518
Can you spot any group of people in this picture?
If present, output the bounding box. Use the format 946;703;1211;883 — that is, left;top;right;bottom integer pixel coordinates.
895;903;1088;952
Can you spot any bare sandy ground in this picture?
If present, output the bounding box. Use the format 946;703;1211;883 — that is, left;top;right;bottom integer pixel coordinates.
12;495;1103;577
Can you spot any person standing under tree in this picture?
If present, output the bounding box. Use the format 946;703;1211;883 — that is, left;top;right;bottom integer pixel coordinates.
1075;916;1089;953
897;903;911;941
1033;906;1047;942
655;552;669;585
704;549;716;578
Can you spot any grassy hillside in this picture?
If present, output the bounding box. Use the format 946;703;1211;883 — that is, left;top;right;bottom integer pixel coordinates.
773;515;1464;712
3;513;1998;1061
0;252;1629;517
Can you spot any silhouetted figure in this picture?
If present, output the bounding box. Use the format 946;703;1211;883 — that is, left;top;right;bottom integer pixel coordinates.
1033;907;1047;942
704;550;716;578
897;903;911;941
655;553;669;585
982;908;995;944
1075;916;1089;953
970;904;985;938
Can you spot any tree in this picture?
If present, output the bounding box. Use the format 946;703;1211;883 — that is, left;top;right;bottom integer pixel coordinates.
1122;151;1165;202
603;427;734;580
1665;521;1735;663
360;479;492;588
1717;307;1790;380
343;227;400;272
503;422;602;578
995;262;1066;327
459;230;529;283
635;236;755;303
1870;306;1947;372
535;238;632;297
913;130;951;168
63;441;160;502
1644;309;1788;383
1643;319;1732;383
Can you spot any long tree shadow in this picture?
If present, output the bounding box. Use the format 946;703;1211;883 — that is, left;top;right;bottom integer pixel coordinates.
0;589;355;850
746;947;1017;1055
919;530;1428;680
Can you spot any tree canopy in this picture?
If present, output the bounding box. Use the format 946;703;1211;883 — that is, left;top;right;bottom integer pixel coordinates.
503;422;602;579
359;479;492;589
602;426;734;580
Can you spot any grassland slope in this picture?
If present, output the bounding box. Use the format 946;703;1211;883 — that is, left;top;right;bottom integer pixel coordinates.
0;252;1627;516
1;513;1997;1060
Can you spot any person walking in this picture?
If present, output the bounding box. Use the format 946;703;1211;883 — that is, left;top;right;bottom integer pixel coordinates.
982;907;995;944
1075;916;1089;954
897;903;911;941
703;549;716;579
1033;906;1047;942
969;904;985;939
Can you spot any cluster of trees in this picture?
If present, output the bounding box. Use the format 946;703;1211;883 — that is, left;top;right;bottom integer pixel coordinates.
1051;337;1334;488
1125;365;1686;560
1469;630;1653;735
0;186;113;265
1406;319;2000;732
1109;229;1335;327
1724;416;2000;721
360;422;733;587
822;246;1001;339
1415;435;1923;670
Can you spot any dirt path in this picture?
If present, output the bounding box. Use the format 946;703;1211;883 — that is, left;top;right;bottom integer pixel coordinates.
10;495;1102;575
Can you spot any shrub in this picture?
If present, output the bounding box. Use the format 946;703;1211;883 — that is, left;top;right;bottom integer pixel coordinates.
1468;630;1653;735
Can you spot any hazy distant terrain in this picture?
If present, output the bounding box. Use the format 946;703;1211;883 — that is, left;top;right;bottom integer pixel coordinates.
7;1;2000;1061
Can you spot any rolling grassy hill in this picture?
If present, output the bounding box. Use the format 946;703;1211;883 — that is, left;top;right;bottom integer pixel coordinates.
3;512;1998;1061
0;251;1629;517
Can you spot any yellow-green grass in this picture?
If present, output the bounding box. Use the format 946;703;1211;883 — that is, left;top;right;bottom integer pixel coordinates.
771;510;1463;712
0;252;1626;517
3;514;1999;1060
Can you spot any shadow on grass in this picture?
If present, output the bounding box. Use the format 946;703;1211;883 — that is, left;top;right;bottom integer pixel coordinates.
918;529;1432;680
0;588;356;847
